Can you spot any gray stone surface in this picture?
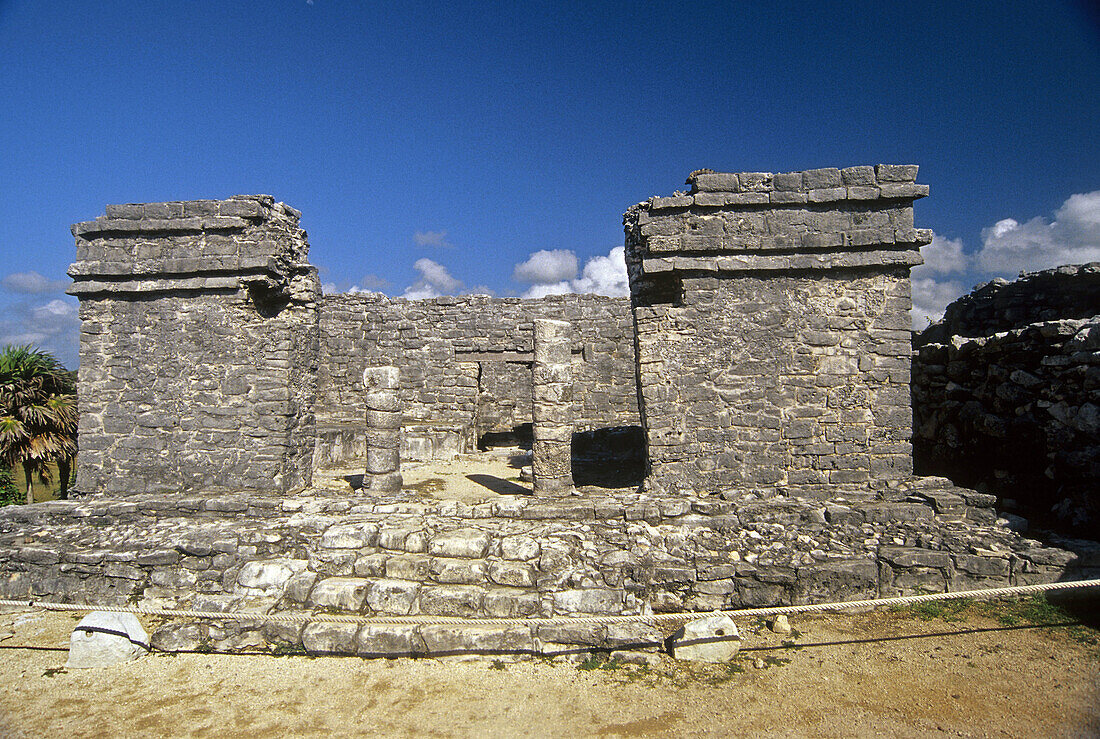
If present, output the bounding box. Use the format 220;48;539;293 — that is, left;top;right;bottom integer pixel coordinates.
67;611;149;668
316;292;640;462
363;366;403;491
0;481;1096;657
34;181;1097;663
302;622;359;655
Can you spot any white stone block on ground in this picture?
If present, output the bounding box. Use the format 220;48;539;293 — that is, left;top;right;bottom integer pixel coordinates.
67;611;149;668
669;614;741;662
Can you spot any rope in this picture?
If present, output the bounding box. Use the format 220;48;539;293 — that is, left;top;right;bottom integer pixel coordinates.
2;578;1097;628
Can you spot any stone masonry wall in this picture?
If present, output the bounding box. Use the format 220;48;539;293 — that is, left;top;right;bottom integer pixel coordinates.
316;293;639;461
68;196;321;495
913;264;1100;532
0;483;1094;655
624;167;930;496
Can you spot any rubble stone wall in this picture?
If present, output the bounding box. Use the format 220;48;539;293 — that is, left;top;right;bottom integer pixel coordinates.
625;167;931;495
68;196;321;495
316;293;640;461
2;483;1093;655
919;263;1100;342
913;264;1100;530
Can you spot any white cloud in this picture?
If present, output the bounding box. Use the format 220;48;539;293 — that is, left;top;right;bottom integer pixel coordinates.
402;258;463;299
514;247;629;299
523;281;574;299
915;235;967;276
512;249;578;284
571;246;629;297
414;230;454;248
2;271;68;294
909;235;969;328
977;190;1100;273
0;296;80;368
322;273;392;295
911;277;967;329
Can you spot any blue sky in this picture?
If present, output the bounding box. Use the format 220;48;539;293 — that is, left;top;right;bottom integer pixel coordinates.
2;0;1098;368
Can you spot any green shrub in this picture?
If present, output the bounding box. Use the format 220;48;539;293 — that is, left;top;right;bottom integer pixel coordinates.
0;466;20;507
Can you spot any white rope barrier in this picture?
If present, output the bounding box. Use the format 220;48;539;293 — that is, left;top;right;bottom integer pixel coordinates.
2;577;1097;628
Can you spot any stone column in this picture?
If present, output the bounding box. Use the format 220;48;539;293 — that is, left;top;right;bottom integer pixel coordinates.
532;319;574;497
363;366;402;492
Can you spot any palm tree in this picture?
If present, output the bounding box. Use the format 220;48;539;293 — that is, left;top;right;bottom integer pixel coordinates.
0;345;77;504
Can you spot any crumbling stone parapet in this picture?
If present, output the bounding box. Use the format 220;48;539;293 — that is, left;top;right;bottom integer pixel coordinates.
532;319;575;497
363;366;403;492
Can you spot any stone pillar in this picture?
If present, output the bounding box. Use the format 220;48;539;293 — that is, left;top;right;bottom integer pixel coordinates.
624;166;932;496
68;196;320;495
363;366;403;492
531;319;575;497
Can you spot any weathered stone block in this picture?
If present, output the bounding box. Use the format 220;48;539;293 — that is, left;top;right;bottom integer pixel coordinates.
365;578;419;615
357;624;425;657
320;522;379;549
308;577;371;611
420;585;485;617
420;625;534;656
428;529;490;559
552;588;622;614
669;614;740;662
302;622;359;655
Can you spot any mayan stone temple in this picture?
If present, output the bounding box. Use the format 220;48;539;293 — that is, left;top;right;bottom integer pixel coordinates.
624;165;927;495
0;167;1095;658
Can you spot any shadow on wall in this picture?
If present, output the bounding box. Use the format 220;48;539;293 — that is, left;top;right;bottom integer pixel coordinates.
571;426;645;488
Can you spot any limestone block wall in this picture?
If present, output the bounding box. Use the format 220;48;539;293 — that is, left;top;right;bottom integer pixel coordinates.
913;264;1100;531
1;483;1094;655
317;293;640;460
624;167;931;495
68;196;320;495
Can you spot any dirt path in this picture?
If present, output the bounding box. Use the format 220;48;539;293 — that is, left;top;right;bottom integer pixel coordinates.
1;601;1097;738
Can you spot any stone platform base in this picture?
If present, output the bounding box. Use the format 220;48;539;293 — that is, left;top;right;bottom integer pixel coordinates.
1;478;1096;658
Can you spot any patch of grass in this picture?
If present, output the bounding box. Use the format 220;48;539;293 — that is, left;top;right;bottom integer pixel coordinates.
977;596;1068;627
698;662;746;686
762;655;791;668
577;654;603;671
42;667;66;677
271;642;307;657
490;659;507;670
0;467;21;507
903;599;971;623
577;653;622;671
894;595;1098;646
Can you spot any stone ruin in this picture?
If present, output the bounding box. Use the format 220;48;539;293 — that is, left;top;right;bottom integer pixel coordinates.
913;262;1100;533
624;165;926;495
0;168;1095;658
67;195;320;495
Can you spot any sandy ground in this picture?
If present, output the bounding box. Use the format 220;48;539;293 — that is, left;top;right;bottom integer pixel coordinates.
0;601;1096;738
312;447;533;504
